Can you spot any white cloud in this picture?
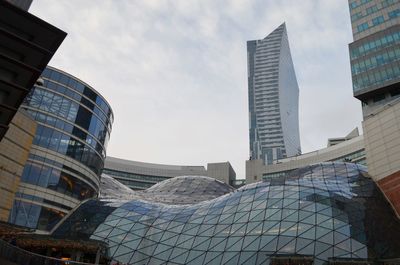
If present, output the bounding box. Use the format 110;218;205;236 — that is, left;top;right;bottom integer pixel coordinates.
29;0;361;179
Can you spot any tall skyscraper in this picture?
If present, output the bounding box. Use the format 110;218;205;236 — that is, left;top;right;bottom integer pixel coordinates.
348;0;400;216
247;23;301;165
349;0;400;116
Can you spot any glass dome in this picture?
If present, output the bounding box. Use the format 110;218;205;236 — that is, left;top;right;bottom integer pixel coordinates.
52;162;400;264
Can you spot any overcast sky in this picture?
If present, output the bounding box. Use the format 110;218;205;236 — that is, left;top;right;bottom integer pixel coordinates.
30;0;362;179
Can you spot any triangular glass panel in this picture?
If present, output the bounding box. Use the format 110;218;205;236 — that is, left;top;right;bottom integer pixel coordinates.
267;198;283;208
246;222;263;236
230;223;247;236
318;231;334;245
281;223;298;237
169;248;189;262
336;225;350;236
118;223;135;232
176;235;195;248
266;210;282;222
114;252;132;264
333;246;351;258
106;218;121;227
153;243;172;255
299;210;314;221
279;238;296;253
316;213;331;225
276;236;292;250
316;226;331;238
186;251;206;264
114;245;133;257
229;237;244;252
242;235;260;251
302;203;316;212
198;224;215;236
281;209;296;219
317;247;333;261
204;214;220;224
212;224;229;236
298;226;315;240
153;248;174;261
238;252;255;264
318;207;332;217
108;228;127;238
192;236;210;250
208;237;226;250
249;209;264;220
185;250;204;264
295;238;313;252
222;252;240;264
225;236;242;249
204;251;222;264
259;236;278;252
169;247;188;262
263;221;280;235
297;242;315;256
94;228;112;238
314;241;331;255
147;257;165;265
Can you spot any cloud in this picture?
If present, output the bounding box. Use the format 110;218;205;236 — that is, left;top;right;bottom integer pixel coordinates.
29;0;361;179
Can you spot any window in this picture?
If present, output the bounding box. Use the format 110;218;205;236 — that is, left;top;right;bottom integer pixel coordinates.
366;5;378;15
357;22;369;32
349;1;358;9
389;9;400;19
351;12;363;22
372;15;385;25
382;0;395;8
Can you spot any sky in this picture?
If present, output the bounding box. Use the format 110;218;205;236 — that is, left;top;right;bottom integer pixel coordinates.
30;0;362;179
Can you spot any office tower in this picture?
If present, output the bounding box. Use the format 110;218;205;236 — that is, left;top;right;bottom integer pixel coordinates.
0;1;66;142
247;23;301;165
349;0;400;116
9;66;113;231
348;0;400;215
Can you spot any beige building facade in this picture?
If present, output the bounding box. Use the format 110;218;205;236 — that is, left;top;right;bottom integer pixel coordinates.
363;98;400;215
246;134;365;184
0;110;36;221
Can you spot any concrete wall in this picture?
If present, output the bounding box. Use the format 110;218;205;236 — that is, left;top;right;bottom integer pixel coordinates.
206;162;236;186
363;99;400;215
0;110;36;221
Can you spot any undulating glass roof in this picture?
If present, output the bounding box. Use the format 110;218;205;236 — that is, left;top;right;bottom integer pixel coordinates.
52;163;400;265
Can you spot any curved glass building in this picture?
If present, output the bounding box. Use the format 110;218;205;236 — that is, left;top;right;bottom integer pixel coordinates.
52;163;400;264
9;66;113;231
247;23;301;165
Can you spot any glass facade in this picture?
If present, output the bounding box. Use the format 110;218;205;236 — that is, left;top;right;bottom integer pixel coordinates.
53;163;400;264
350;25;400;96
248;23;301;164
9;66;113;231
348;0;400;116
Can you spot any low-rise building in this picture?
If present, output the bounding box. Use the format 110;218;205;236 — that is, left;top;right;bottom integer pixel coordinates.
103;156;236;189
247;131;365;184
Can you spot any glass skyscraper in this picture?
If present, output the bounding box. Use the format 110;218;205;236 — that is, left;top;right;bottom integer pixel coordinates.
9;66;113;231
348;0;400;116
247;23;301;165
348;0;400;217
